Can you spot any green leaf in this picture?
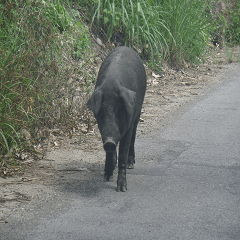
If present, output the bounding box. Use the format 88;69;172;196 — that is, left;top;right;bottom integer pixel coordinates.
104;16;109;24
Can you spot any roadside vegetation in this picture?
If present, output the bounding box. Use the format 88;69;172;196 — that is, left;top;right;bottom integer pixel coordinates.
90;0;210;66
0;0;239;175
0;0;93;173
209;0;240;46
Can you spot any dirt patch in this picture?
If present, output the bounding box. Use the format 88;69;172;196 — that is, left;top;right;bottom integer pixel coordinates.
0;45;240;224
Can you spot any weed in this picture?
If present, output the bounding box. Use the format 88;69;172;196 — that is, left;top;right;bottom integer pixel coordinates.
208;0;240;46
91;0;210;66
225;1;240;44
0;0;93;172
91;0;172;67
78;134;82;142
72;22;92;60
159;0;210;64
227;47;233;63
237;54;240;63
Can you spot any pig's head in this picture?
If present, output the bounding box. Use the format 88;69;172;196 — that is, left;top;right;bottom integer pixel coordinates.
87;86;136;152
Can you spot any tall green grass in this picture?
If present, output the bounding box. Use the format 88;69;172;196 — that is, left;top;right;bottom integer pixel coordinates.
158;0;210;64
0;0;91;168
0;1;35;162
92;0;172;66
91;0;210;66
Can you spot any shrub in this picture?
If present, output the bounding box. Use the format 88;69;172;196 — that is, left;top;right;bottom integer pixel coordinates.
92;0;210;66
0;0;91;169
208;0;240;46
92;0;172;68
225;0;240;44
158;0;210;64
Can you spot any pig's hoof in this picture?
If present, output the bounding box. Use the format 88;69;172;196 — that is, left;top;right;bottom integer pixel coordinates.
104;174;113;182
116;185;127;192
127;163;134;169
127;156;135;169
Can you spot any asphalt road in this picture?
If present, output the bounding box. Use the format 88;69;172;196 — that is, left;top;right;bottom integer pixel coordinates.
2;64;240;239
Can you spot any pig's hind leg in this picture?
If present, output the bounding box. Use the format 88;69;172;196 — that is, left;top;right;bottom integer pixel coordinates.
117;123;135;192
127;115;140;169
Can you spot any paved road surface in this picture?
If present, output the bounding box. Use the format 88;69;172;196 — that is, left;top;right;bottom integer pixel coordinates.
2;64;240;239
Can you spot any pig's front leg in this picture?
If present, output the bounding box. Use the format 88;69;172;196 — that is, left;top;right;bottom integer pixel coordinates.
104;150;117;181
117;127;133;192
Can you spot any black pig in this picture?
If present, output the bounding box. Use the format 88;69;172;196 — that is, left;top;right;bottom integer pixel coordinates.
87;46;146;192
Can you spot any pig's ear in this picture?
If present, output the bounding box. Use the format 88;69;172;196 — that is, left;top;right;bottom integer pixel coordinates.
120;87;136;117
86;88;103;116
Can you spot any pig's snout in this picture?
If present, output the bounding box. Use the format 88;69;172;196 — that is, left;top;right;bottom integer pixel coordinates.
104;137;116;152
